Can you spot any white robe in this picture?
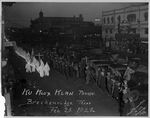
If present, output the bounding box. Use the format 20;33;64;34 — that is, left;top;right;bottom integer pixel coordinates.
25;62;31;73
38;59;44;77
44;62;50;76
35;60;40;72
26;52;31;62
31;57;37;72
31;64;36;72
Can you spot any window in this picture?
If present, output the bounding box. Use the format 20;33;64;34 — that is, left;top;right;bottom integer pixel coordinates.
110;29;112;34
105;29;108;33
127;14;136;22
144;12;148;21
111;16;114;23
107;17;110;24
130;28;136;34
117;15;121;23
103;17;106;24
145;28;148;34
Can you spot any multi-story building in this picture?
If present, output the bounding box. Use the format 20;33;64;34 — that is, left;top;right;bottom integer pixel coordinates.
30;10;93;34
30;11;102;47
102;3;148;51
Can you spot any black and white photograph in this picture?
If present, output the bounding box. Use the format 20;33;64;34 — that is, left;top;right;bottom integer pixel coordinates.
1;2;149;116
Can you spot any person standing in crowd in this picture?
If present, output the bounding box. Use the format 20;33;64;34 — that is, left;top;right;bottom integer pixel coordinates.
123;63;135;81
73;63;76;78
52;58;55;69
83;61;87;80
64;62;69;80
70;62;74;78
62;60;65;75
49;53;53;68
106;71;111;94
100;68;105;90
68;61;72;78
97;67;101;87
95;67;99;84
79;60;84;78
76;63;79;78
59;59;62;73
78;62;81;78
73;63;78;78
85;64;91;85
53;57;56;70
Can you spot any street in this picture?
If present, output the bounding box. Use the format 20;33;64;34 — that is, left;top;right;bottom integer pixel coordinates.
11;53;119;116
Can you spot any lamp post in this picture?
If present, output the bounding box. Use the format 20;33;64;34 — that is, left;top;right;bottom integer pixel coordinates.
119;20;130;52
137;19;140;35
94;18;101;47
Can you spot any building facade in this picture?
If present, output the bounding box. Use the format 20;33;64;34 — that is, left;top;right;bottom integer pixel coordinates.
30;11;102;47
102;3;148;51
30;10;92;33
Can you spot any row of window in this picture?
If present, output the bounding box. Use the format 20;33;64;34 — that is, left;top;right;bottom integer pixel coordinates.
103;12;148;24
105;29;113;34
103;16;114;24
145;28;148;34
104;28;148;34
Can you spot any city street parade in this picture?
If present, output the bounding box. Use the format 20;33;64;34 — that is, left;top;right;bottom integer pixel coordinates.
1;2;148;116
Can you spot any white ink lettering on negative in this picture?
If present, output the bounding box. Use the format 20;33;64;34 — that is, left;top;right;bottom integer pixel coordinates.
76;100;91;105
35;89;51;96
22;88;32;96
54;89;74;96
78;90;95;96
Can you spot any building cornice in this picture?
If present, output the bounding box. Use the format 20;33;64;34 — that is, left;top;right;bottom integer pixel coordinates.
102;3;148;14
102;8;148;17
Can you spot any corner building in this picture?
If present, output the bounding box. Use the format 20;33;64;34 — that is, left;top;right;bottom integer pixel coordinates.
102;3;148;50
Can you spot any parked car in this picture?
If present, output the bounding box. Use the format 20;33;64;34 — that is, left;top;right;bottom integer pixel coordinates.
127;65;148;102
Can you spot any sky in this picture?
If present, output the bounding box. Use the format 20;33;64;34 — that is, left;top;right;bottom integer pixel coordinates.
3;2;144;27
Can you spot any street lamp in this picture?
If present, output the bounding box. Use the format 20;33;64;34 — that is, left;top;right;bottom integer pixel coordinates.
137;19;140;35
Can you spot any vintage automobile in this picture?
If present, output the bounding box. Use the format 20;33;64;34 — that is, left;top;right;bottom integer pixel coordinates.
127;65;148;102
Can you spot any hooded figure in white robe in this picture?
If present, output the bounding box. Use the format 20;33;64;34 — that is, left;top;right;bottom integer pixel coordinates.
25;60;32;73
31;57;37;72
26;52;31;62
44;62;50;76
35;59;40;72
38;59;44;77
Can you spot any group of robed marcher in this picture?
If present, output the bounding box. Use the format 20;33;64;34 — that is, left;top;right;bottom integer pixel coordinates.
14;44;143;116
15;47;50;78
